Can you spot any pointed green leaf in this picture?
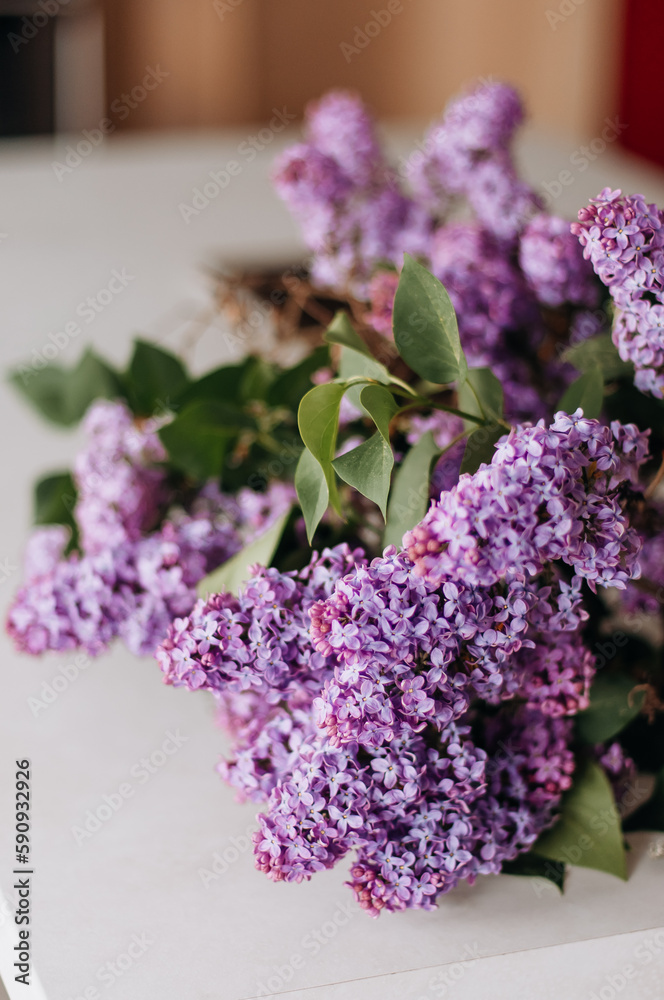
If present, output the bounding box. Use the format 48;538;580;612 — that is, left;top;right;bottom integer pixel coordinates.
532;758;627;880
576;672;646;744
458;367;504;423
383;431;441;548
333;432;394;518
196;510;291;598
324;311;373;357
460;423;504;475
359;384;399;440
559;367;604;419
392;254;468;385
298;382;347;513
564;333;633;381
125;339;190;416
9;347;121;427
295;446;329;542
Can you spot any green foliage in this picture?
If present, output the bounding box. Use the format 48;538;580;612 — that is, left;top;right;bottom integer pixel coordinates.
124;339;190;416
576;672;645;744
501;854;565;891
196;510;291;598
159;400;254;481
564;333;633;381
333;433;394;518
297;382;347;516
392;254;468;385
458;367;504;424
324;311;374;357
295;447;329;543
267;346;329;409
9;347;121;426
383;431;441;548
33;471;78;546
460;423;504;475
359;384;399;440
532;758;627;880
559;367;604;419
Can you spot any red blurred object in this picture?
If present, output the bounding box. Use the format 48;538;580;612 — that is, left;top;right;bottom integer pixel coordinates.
620;0;664;168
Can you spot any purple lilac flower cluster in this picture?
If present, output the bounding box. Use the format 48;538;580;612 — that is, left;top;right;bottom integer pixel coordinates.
74;400;167;555
405;411;648;594
157;415;644;914
572;188;664;397
273;91;431;294
254;708;574;915
8;400;294;658
408;81;537;244
275;83;598;429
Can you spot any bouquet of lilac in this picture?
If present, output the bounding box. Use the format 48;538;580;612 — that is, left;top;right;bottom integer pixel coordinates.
8;81;664;916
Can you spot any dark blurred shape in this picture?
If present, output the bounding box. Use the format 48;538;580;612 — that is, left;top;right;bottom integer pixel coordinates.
620;0;664;168
0;2;55;135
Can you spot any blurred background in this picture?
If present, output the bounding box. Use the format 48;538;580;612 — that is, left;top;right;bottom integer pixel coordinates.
0;0;661;166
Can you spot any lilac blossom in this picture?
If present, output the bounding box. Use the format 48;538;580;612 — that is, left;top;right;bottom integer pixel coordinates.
572;188;664;397
8;482;294;658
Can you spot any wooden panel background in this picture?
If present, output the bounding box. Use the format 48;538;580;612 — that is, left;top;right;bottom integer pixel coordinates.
102;0;625;137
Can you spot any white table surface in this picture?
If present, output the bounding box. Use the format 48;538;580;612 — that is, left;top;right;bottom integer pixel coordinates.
1;121;664;1000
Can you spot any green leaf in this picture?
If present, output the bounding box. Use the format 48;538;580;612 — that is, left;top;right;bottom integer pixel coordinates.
9;348;121;427
238;356;276;402
383;431;441;548
577;672;646;744
623;766;664;833
458;368;504;423
564;333;633;381
295;446;329;543
324;311;373;357
559;368;604;419
502;853;565;892
532;758;627;880
266;346;329;409
125;339;189;416
159;400;253;481
175;362;250;409
359;384;399;440
34;471;78;539
392;254;468;385
196;510;291;598
460;423;504;475
298;382;347;514
333;433;394;518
